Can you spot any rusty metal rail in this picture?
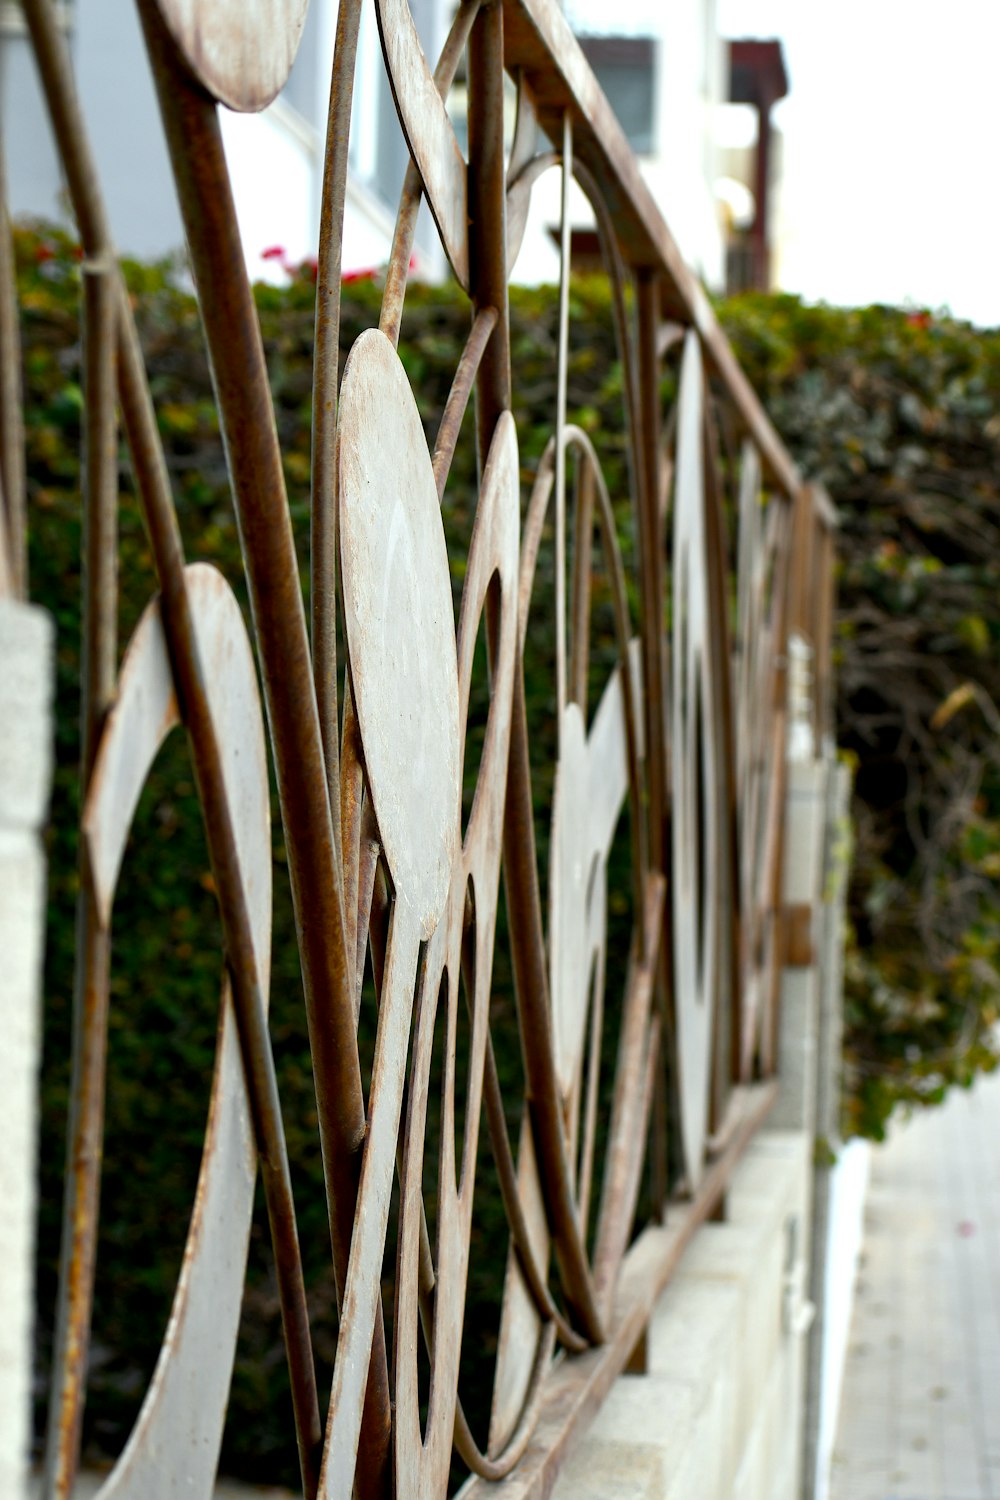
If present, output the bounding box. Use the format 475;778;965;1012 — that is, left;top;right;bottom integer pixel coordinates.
2;2;836;1497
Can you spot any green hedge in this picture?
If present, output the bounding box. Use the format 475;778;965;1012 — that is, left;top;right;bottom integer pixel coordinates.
16;225;1000;1483
720;295;1000;1135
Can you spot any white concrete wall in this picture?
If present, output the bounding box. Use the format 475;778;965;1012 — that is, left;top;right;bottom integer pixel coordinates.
3;0;725;288
1;9;69;227
558;0;726;290
0;4;183;257
74;1;185;260
552;1132;814;1500
1;0;442;283
0;601;55;1500
549;733;854;1500
801;759;868;1500
812;1137;869;1500
221;104;320;277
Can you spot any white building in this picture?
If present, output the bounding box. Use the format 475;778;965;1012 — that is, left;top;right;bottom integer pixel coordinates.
1;0;728;289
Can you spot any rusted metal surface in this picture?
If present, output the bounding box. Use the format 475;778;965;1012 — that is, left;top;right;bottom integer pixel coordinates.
155;0;310;111
0;141;26;601
9;1;838;1496
83;567;277;1500
311;0;363;849
376;0;471;290
460;1081;780;1500
41;237;119;1500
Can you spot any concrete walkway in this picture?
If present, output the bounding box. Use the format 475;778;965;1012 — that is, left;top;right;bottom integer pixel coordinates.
830;1064;1000;1500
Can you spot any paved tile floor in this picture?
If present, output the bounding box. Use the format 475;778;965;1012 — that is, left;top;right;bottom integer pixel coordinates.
831;1064;1000;1500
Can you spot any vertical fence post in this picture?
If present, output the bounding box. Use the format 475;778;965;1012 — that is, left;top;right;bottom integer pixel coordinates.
0;600;55;1500
768;483;850;1500
802;760;857;1500
773;631;828;1134
770;614;830;1500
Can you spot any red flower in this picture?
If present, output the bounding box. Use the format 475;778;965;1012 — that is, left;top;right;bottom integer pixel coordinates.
261;245;287;262
35;242;56;264
906;311;931;330
342;266;377;284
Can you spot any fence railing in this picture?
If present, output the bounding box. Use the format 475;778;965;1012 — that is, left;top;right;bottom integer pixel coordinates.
1;2;836;1497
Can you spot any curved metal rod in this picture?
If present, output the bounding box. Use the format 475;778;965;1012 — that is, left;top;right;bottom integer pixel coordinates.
505;150;558;269
15;31;121;1493
565;424;647;942
431;306;499;499
134;30;389;1495
311;0;364;852
395;958;560;1482
571;157;651;893
513;419;648;1329
753;498;795;1076
481;1025;589;1353
520;428;649;1216
362;850;437;1313
553;114;573;724
506;145;649;886
507;70;540;187
403;871;565;1452
517;441;555;644
569;454;595;715
452;1321;557;1480
521;430;644;927
23;5;323;1496
657;320;687;361
701;378;743;1108
453;871;588;1351
397;968;560;1486
507;154;638;461
592;896;664;1315
735;457;780;1081
354;796;381;1021
379;0;483;348
658;402;679;531
339;676;365;1008
0;142;26;599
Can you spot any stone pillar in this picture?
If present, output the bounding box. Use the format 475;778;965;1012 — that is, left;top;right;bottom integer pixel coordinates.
0;600;55;1500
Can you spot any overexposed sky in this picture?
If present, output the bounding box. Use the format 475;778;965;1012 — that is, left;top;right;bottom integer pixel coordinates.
719;0;1000;326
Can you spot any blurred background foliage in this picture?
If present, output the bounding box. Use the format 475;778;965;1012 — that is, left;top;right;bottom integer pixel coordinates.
14;225;1000;1483
722;294;1000;1136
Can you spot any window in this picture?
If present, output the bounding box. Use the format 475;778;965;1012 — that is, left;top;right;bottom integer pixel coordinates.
578;36;656;155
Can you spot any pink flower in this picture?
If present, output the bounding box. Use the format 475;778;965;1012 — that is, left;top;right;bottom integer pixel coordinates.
261;245;287;262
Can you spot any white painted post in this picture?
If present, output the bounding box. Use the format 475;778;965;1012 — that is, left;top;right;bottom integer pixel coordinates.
772;633;828;1135
775;639;863;1500
805;763;870;1500
767;632;830;1500
0;600;55;1500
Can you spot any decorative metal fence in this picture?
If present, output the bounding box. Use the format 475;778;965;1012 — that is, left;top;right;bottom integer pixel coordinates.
0;1;836;1497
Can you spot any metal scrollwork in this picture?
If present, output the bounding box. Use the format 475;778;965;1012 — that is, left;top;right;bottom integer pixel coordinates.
3;0;837;1496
